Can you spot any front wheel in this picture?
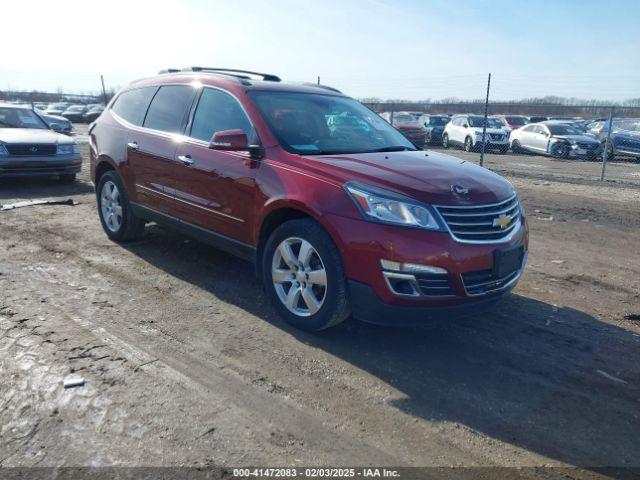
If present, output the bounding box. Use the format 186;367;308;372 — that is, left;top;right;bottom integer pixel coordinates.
464;136;473;152
262;219;350;331
551;142;570;159
442;133;450;149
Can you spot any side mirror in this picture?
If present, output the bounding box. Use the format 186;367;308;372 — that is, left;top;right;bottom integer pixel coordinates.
462;124;469;128
210;129;248;150
49;123;62;132
209;129;264;160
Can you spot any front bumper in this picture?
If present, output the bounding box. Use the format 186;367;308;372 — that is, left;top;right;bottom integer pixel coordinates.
0;155;82;177
324;213;529;323
348;279;512;325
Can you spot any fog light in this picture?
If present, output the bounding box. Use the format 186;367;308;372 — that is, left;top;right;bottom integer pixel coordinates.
380;259;447;274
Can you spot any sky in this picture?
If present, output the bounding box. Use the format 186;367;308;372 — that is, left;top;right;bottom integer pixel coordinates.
2;0;639;101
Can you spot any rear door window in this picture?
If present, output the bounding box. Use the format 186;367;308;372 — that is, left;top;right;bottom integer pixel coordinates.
143;85;196;134
189;88;252;142
111;86;157;126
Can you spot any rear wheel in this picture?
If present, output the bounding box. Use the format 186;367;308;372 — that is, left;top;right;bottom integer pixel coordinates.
96;171;145;242
499;146;509;154
262;219;350;331
442;133;450;149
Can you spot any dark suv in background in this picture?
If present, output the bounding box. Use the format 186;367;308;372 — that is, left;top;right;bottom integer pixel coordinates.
90;67;528;331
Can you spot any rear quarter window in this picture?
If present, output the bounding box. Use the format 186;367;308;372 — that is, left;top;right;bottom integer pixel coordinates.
111;86;157;126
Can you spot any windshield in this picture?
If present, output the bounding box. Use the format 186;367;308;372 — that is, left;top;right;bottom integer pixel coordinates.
547;124;582;135
614;119;640;132
506;116;527;126
488;118;504;128
67;106;84;112
248;92;415;155
429;116;449;126
0;107;48;129
392;114;417;124
467;116;502;128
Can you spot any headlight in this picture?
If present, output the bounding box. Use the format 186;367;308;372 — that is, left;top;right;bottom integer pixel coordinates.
0;144;8;156
345;182;443;230
57;144;80;155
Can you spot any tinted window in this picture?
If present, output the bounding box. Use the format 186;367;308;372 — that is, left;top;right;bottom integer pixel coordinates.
248;91;414;155
144;85;195;133
190;88;252;142
111;86;157;126
547;124;581;135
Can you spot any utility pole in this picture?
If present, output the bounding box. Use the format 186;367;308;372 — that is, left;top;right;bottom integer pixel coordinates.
600;107;614;181
479;73;491;167
100;75;107;105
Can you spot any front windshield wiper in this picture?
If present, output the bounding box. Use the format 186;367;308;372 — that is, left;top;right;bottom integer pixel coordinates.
370;145;417;152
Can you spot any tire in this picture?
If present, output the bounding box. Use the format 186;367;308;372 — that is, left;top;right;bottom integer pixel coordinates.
96;170;145;242
551;142;569;159
442;133;450;149
499;146;509;154
464;136;473;152
262;219;350;331
603;142;615;162
59;174;76;183
511;140;522;153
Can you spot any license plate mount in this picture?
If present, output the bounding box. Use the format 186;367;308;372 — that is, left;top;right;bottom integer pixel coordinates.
493;245;524;279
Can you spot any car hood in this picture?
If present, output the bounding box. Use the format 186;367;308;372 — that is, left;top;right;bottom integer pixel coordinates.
0;128;73;144
305;150;514;206
553;134;599;143
473;127;506;135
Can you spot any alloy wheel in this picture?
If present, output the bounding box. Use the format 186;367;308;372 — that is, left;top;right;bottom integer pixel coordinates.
272;237;327;317
100;180;123;232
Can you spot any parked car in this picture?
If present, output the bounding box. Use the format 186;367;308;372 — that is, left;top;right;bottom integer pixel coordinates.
493;115;528;132
83;105;105;123
418;114;450;145
527;116;548;123
0;103;81;182
62;105;89;123
89;68;528;331
442;114;509;153
34;109;73;135
585;118;640;160
379;111;428;148
509;122;601;159
45;103;68;116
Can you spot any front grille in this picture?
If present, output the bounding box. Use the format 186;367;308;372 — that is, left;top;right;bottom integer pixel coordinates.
489;133;505;141
462;268;520;296
415;272;454;297
436;195;521;243
6;144;57;156
576;142;598;150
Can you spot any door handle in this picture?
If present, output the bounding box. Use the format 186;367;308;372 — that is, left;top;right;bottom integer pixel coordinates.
177;154;194;166
127;141;139;150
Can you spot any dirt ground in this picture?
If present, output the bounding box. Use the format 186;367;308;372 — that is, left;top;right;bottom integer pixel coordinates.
1;126;639;477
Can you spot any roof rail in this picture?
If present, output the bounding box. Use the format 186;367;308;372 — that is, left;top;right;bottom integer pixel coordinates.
183;67;281;82
158;68;181;74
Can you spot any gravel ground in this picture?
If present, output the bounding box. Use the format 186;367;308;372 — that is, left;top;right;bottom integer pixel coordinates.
1;126;639;477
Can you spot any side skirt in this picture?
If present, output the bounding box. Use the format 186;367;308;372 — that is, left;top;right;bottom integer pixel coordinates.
130;202;256;263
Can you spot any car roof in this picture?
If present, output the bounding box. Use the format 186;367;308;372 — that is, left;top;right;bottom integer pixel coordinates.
125;71;345;97
0;102;31;110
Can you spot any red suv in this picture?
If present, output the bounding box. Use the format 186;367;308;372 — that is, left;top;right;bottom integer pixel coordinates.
89;68;528;331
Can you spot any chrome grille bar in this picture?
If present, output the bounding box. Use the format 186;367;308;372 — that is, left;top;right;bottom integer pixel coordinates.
436;194;521;243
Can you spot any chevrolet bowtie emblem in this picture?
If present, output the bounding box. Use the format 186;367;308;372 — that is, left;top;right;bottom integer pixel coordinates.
493;214;512;229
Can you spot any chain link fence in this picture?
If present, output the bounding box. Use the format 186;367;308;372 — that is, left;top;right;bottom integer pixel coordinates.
358;73;640;184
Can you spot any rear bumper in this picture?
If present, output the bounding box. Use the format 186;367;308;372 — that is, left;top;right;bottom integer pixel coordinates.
348;279;512;325
0;155;82;177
